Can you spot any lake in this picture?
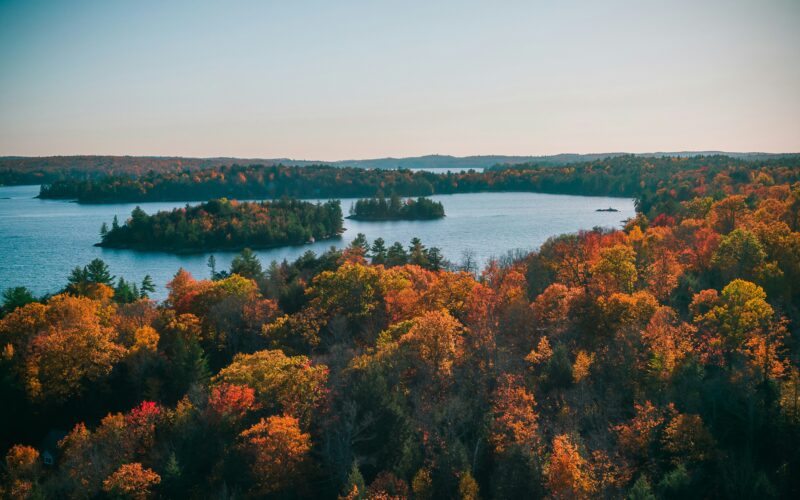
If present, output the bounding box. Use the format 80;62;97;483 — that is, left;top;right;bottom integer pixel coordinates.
0;185;635;300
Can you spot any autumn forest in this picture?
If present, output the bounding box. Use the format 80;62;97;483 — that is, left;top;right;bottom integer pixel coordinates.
0;155;799;499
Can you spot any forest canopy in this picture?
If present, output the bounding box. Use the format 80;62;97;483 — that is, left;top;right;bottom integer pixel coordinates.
2;158;800;498
36;155;800;213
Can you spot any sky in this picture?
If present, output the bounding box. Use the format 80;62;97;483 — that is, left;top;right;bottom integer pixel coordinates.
0;0;798;160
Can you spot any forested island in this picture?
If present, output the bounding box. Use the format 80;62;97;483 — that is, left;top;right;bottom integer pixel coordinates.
98;198;343;252
2;157;800;498
348;195;445;221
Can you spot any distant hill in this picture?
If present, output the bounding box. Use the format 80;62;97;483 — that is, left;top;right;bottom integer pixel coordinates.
2;152;798;185
332;152;800;169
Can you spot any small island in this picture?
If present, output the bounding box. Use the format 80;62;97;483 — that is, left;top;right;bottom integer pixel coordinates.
348;194;445;221
98;198;343;252
596;207;619;212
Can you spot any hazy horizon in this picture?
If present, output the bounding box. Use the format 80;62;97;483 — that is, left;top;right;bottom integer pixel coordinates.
2;150;800;163
2;0;799;159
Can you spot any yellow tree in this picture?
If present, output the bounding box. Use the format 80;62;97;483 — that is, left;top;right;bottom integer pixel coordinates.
641;307;696;380
645;250;683;301
238;414;311;495
308;262;386;322
213;349;328;427
709;194;748;234
662;414;716;464
399;309;465;380
613;401;665;460
489;375;540;456
102;463;161;499
24;294;125;402
691;280;786;377
4;445;41;499
591;244;638;293
545;434;597;500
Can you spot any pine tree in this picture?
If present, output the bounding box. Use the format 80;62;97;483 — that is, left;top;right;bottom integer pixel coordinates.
343;461;366;499
85;258;115;285
207;255;218;279
386;242;408;267
140;275;155;298
371;238;388;265
230;248;264;280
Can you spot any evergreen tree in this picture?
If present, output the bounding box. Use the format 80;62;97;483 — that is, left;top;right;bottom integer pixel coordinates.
409;238;428;267
140;275;156;298
85;258;115;285
207;255;218;280
114;277;137;303
426;247;445;271
351;233;369;253
386;242;408;267
371;238;388;265
1;286;36;315
230;248;264;280
161;452;183;498
67;266;89;287
342;461;366;499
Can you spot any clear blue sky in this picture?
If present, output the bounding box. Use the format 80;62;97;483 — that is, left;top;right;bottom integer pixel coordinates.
1;0;798;159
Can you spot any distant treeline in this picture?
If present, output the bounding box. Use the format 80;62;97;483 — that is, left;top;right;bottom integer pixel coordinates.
0;157;246;186
98;198;343;252
5;152;798;186
39;164;439;202
349;195;445;221
38;156;800;218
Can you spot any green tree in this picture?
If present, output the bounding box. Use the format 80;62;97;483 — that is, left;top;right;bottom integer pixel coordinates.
2;287;36;315
140;275;155;298
207;255;218;279
342;461;366;499
371;237;388;265
409;237;429;267
592;244;637;293
230;248;264;281
85;258;115;285
628;476;656;500
712;228;766;282
350;233;369;255
114;278;138;304
426;247;445;271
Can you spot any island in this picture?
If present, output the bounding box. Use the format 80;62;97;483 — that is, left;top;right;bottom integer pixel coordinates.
348;194;445;221
97;198;343;252
596;207;619;212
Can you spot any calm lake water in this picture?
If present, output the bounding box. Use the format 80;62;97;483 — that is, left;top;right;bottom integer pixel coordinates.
0;185;634;300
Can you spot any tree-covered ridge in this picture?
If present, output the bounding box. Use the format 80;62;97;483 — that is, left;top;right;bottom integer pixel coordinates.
37;155;800;207
2;162;800;498
98;198;343;252
3;152;796;187
348;194;445;221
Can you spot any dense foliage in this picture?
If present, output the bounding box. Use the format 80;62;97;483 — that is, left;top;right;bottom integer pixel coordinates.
98;198;343;252
3;158;800;498
0;156;269;186
38;155;800;207
349;195;445;221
